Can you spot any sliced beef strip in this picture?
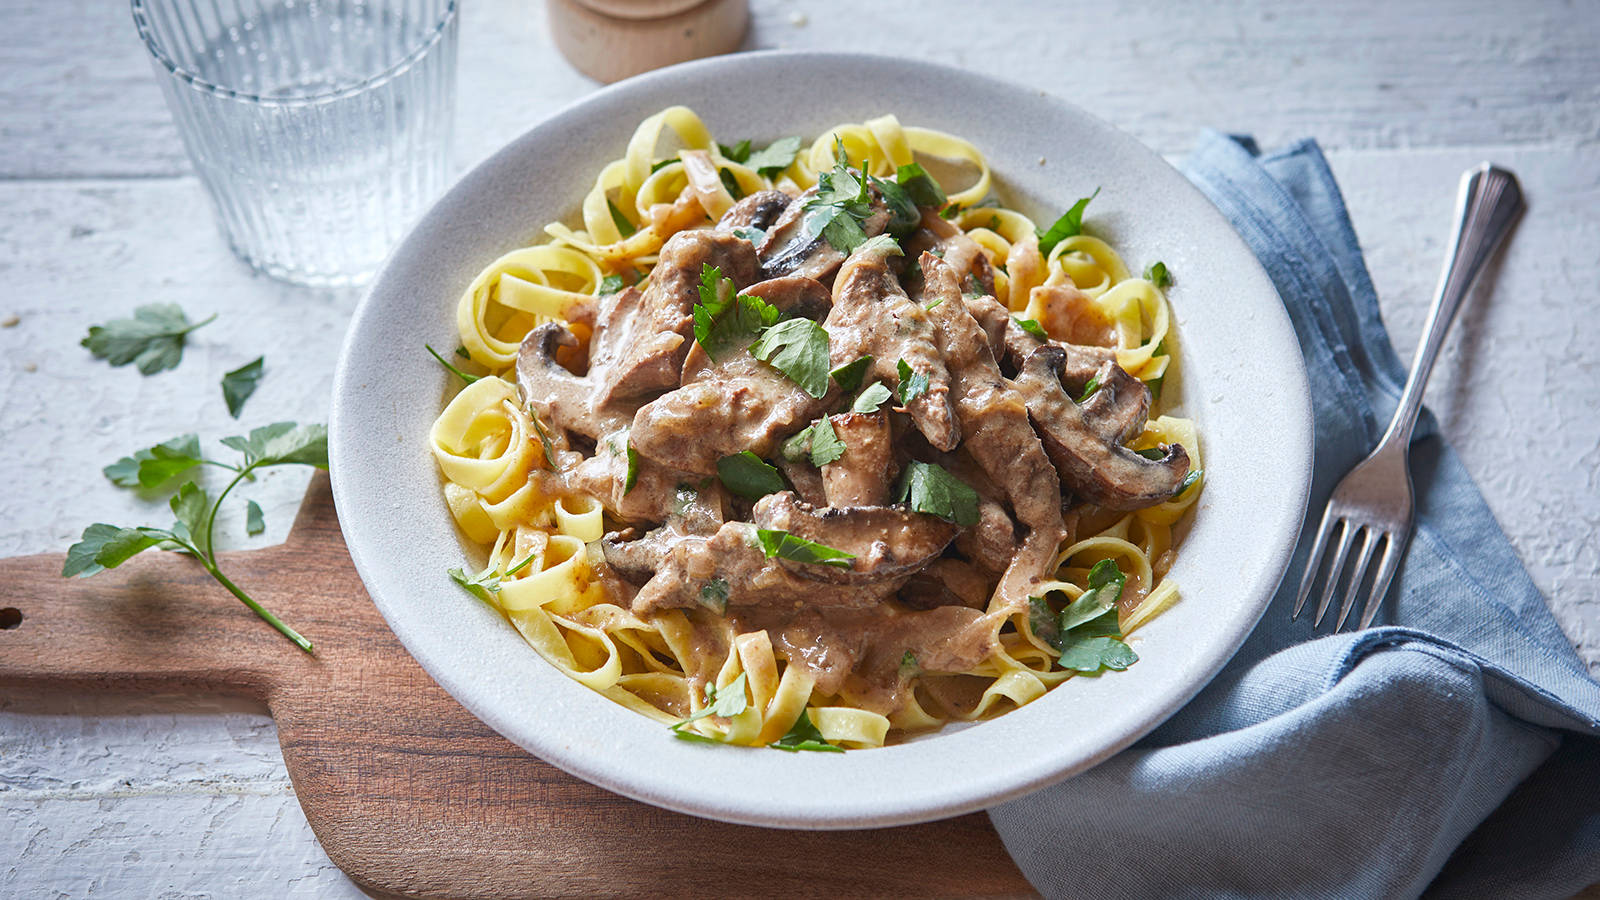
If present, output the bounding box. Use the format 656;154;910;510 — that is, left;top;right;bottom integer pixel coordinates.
820;410;894;508
593;230;761;406
903;208;996;297
918;252;1070;608
751;491;959;586
825;239;961;451
756;185;890;282
898;558;993;611
630;522;902;617
717;189;792;233
564;436;716;524
601;480;726;585
1014;343;1190;510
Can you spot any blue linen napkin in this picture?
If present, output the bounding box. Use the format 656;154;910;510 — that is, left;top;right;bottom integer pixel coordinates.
988;132;1600;899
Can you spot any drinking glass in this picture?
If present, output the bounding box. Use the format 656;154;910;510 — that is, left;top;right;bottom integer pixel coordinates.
132;0;459;286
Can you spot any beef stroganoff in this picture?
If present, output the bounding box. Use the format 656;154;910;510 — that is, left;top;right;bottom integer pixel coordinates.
430;107;1202;750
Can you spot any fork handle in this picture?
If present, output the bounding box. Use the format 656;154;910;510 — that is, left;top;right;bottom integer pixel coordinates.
1379;164;1525;450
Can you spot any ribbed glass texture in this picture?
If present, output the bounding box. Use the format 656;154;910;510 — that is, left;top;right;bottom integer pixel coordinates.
133;0;458;286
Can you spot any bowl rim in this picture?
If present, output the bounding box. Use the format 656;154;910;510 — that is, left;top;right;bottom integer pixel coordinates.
329;48;1313;829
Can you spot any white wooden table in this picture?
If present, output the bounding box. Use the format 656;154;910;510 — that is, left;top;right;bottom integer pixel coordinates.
3;0;1596;894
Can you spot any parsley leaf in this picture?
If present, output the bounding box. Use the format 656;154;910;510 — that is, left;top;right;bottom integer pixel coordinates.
1059;559;1125;630
426;344;479;383
219;422;328;469
872;176;922;237
698;576;730;614
718;139;752;163
598;273;627;294
1134;447;1167;460
529;408;561;471
62;523;168;578
744;136;803;176
895;162;947;208
1179;467;1203;495
893;461;979;526
1057;611;1140;672
103;433;209;489
756;528;856;568
1147;339;1169;402
448;551;539;605
801;144;878;254
168;481;210;555
693;264;782;360
1013;316;1048;340
730;224;766;244
895;359;930;405
780;424;815;463
245;500;265;536
750;317;831;399
852;382;893;414
81;304;215;375
624;445;640;495
1029;596;1062;650
809;417;846;466
1077;375;1102;404
719;167;744;201
221;356;265;418
1031;559;1140;673
671;673;750;737
716;451;785;499
769;708;844;752
1144;261;1171;288
1036;188;1100;257
830;355;873;392
606;198;636;237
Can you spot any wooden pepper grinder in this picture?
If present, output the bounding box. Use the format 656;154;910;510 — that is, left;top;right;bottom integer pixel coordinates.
547;0;751;84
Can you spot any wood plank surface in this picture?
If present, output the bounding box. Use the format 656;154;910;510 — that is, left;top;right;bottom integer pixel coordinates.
0;475;1035;899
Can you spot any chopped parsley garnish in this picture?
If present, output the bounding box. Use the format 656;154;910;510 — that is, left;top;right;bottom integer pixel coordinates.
606;198;636;237
1036;188;1100;257
895;358;930;405
598;273;627;294
1179;467;1203;495
528;408;561;471
755;528;856;568
698;576;730;614
1147;339;1169;402
1013;316;1048;340
780;424;815;463
719;167;744;201
221;356;265;419
692;264;781;360
750;317;832;399
1076;375;1102;404
671;673;750;740
743;136;803;176
1135;447;1167;460
809;417;846;466
801;142;878;253
82;303;215;375
769;708;844;752
894;162;947;208
624;445;640;495
1144;261;1171;288
852;382;893;414
1029;559;1139;673
716;451;785;499
830;355;873;392
449;550;539;605
718;139;752;162
893;461;979;527
730;224;766;244
427;344;479;383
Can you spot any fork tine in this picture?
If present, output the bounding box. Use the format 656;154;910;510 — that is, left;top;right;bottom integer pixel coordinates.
1334;528;1381;630
1313;521;1357;627
1358;532;1406;630
1291;508;1339;620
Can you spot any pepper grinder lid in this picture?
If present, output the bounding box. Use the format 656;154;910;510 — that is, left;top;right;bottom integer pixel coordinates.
547;0;751;84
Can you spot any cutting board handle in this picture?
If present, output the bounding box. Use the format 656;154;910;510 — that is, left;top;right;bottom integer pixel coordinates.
0;475;338;696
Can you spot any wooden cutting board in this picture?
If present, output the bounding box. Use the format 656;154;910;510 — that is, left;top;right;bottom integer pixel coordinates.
0;473;1035;899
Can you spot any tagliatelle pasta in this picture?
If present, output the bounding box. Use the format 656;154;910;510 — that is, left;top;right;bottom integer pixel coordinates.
432;108;1203;751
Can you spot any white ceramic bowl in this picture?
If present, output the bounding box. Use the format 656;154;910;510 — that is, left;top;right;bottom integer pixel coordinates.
329;51;1312;829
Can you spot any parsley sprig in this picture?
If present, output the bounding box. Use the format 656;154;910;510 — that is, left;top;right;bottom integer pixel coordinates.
670;673;751;742
449;551;539;604
1036;188;1101;257
65;423;330;653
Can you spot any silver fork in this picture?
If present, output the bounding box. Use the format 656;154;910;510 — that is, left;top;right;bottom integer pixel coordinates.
1291;163;1525;630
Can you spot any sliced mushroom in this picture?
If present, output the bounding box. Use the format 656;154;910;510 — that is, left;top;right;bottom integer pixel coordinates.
820;410;893;507
898;558;992;610
1078;358;1152;446
516;324;632;440
756;185;890;282
718;189;792;233
825;239;960;451
1014;343;1190;510
752;491;959;586
594;230;761;406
